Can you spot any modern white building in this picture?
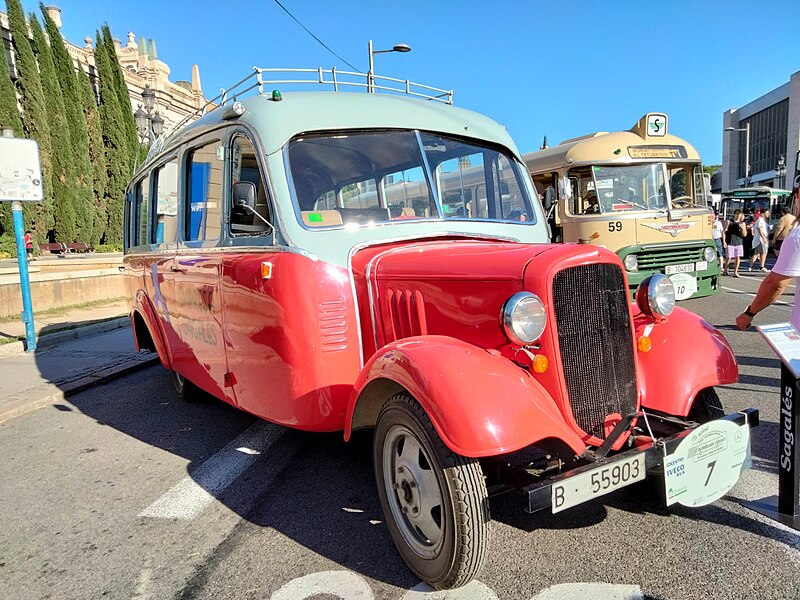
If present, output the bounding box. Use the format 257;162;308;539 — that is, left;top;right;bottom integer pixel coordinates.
722;69;800;192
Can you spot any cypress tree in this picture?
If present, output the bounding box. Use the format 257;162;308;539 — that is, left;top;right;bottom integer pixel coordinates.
101;24;138;169
95;27;128;244
0;34;24;243
76;66;107;246
41;3;93;243
0;43;23;137
30;13;77;242
5;0;54;241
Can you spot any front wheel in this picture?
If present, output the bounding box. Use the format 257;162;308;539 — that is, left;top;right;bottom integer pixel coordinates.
373;392;489;589
688;388;725;423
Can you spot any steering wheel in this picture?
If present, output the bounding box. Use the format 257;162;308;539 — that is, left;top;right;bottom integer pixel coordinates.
671;195;693;207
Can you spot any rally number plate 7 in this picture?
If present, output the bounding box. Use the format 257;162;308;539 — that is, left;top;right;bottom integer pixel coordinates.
552;454;646;513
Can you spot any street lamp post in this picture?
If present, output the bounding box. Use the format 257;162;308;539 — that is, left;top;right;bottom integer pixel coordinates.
367;39;411;93
134;84;164;144
725;123;751;187
776;155;786;190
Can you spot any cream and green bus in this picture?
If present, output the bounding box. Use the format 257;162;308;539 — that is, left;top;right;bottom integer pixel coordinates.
524;113;719;300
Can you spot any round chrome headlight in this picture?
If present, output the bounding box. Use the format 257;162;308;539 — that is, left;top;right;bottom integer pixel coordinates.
501;292;547;345
636;274;676;318
703;246;716;262
623;254;639;271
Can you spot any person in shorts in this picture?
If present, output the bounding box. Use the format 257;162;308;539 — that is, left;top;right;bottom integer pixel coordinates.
724;209;746;277
748;209;769;272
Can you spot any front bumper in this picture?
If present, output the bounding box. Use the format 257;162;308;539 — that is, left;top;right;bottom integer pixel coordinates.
522;408;758;513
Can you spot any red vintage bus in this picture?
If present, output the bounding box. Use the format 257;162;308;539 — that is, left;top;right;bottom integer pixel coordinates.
123;68;756;589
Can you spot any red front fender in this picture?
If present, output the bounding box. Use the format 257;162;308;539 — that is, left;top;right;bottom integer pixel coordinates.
636;306;738;416
344;336;586;458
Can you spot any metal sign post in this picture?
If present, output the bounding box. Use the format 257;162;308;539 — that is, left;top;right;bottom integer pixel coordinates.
748;323;800;530
0;128;44;352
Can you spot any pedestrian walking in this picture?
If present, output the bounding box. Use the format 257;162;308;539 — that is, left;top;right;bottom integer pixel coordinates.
24;230;33;259
711;210;725;271
748;209;770;272
724;209;746;277
773;205;793;257
736;194;800;330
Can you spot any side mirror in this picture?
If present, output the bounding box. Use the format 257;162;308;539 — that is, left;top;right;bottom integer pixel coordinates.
232;181;256;210
544;186;556;211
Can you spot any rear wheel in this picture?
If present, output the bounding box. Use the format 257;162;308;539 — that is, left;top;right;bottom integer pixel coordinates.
373;392;489;589
171;370;202;402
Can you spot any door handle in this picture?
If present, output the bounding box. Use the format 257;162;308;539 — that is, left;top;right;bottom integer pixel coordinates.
170;265;187;273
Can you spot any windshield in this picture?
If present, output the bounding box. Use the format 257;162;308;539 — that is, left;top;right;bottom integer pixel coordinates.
568;163;705;215
287;130;534;228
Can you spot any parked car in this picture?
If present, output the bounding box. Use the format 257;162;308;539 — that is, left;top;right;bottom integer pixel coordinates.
123;68;757;589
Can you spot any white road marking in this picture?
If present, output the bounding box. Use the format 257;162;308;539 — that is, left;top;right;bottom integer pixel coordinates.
402;581;499;599
271;571;373;599
531;583;643;600
139;421;283;520
721;285;793;310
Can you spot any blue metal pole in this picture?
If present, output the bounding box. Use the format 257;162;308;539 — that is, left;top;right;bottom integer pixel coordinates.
11;200;36;352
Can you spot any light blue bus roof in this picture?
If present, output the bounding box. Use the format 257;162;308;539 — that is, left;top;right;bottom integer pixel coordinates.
138;91;520;173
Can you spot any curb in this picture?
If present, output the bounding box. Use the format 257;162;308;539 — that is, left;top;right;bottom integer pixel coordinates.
0;352;160;425
0;316;130;359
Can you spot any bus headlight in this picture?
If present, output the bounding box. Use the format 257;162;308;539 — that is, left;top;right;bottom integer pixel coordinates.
636;274;675;319
703;246;716;263
502;292;547;345
623;254;639;271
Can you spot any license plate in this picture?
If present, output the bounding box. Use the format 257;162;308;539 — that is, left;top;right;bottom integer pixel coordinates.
552;454;646;513
665;262;693;275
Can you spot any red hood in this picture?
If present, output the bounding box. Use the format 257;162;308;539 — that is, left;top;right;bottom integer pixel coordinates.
366;239;555;281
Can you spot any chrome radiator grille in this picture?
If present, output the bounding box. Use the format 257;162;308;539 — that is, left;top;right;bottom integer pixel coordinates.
552;264;637;439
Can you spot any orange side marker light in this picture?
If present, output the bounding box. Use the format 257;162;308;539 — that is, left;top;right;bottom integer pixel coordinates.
637;336;652;352
532;354;549;373
261;261;273;279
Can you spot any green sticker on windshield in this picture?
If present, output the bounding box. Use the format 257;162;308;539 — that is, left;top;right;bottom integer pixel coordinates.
308;212;323;222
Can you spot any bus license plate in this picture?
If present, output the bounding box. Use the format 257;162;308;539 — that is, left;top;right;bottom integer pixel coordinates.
665;263;693;275
552;454;646;513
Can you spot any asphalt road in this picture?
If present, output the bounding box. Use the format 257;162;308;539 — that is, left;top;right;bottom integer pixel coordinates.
2;271;799;600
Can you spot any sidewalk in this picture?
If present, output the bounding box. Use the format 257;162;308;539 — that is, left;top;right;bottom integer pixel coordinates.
0;300;160;424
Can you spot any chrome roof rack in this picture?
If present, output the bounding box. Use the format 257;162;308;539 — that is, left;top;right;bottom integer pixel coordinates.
145;67;455;162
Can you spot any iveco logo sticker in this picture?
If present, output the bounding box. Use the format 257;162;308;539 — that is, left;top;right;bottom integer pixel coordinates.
642;221;697;237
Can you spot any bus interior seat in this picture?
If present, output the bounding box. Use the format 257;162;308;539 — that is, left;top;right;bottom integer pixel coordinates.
336;207;391;224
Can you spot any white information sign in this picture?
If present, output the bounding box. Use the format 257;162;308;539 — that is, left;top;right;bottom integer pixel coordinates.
756;322;800;379
646;113;668;137
0;137;43;201
664;419;751;507
669;272;697;300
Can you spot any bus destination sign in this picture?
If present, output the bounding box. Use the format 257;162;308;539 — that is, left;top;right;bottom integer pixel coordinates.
628;145;688;159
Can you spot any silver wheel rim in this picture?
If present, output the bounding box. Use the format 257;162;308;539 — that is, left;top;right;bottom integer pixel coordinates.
382;423;445;558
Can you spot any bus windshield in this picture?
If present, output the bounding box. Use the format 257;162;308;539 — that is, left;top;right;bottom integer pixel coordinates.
568;162;705;215
288;130;535;227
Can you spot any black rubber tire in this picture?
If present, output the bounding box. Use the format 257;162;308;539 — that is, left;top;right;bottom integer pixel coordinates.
171;370;202;403
688;388;725;423
373;392;489;590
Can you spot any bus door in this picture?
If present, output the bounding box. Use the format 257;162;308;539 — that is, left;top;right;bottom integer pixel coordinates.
170;138;235;405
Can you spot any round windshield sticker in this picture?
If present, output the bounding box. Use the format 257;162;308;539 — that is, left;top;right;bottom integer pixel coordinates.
669;273;697;300
664;419;751;507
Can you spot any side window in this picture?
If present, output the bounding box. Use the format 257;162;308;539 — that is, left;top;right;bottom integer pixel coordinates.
138;175;150;244
186;141;223;242
230;136;271;236
153;159;179;244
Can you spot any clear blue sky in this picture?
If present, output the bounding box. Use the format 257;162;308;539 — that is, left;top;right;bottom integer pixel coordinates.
32;0;800;164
